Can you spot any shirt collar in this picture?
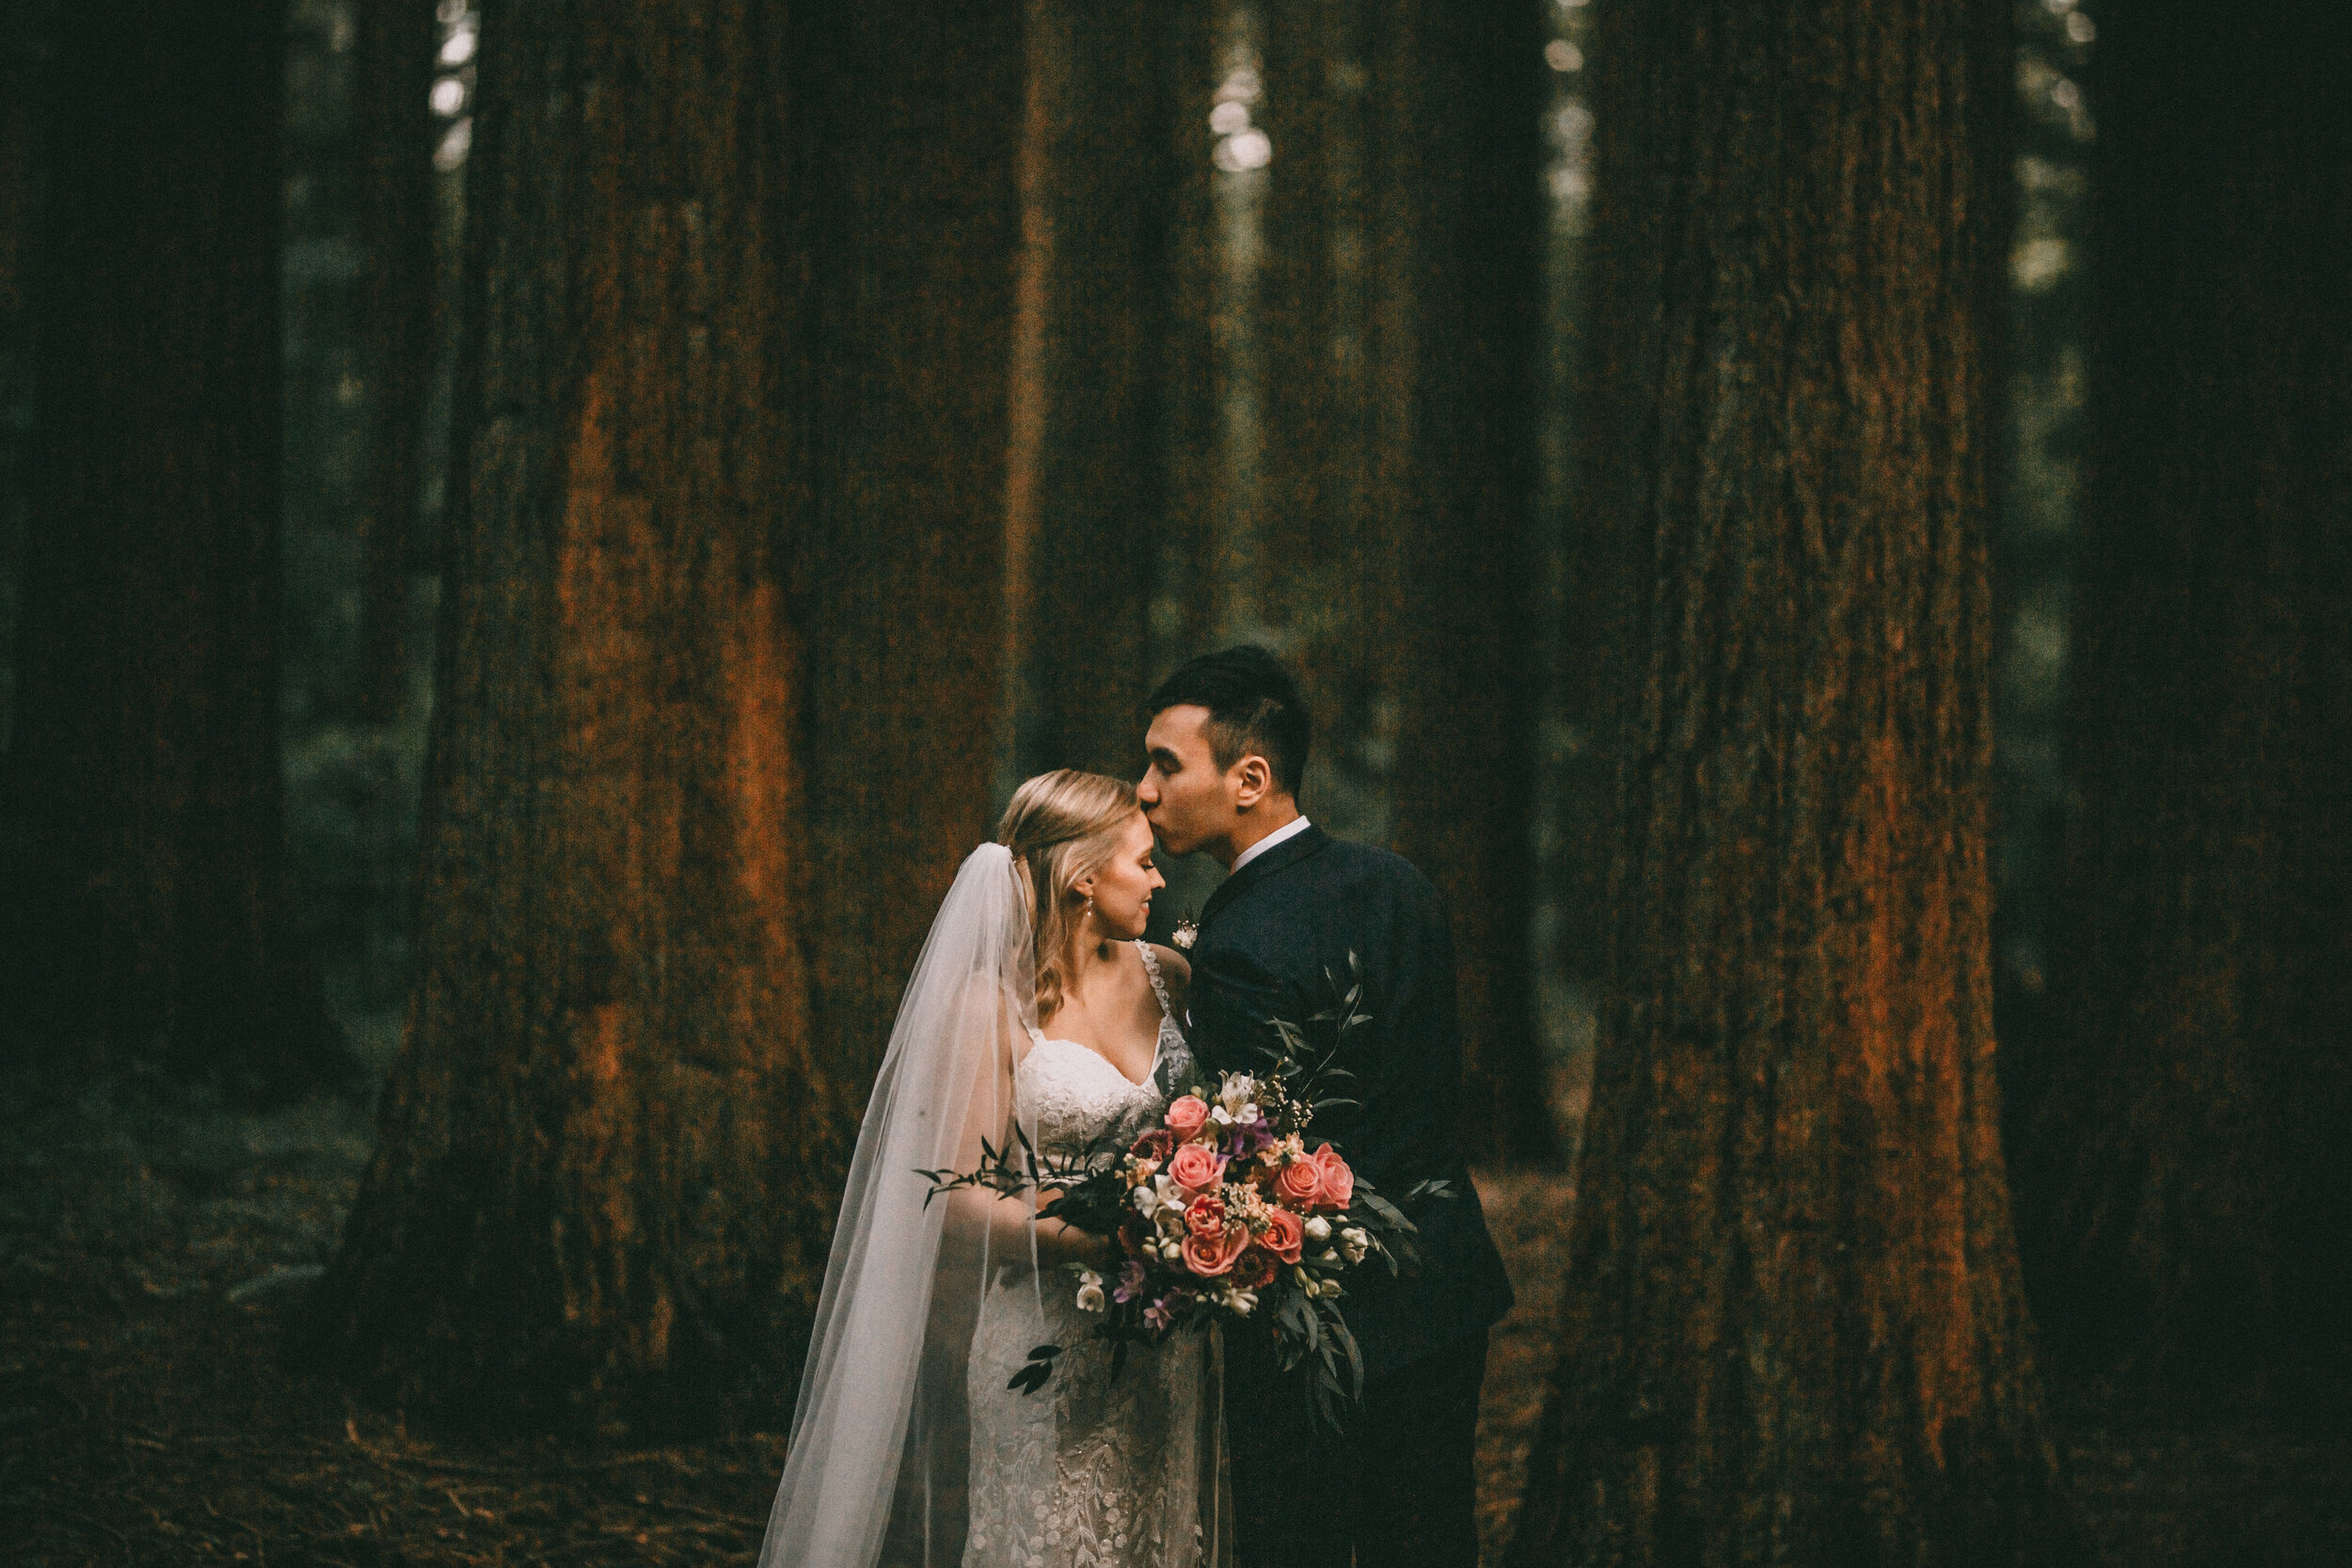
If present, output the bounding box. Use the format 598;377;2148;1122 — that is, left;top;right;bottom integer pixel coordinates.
1229;814;1311;875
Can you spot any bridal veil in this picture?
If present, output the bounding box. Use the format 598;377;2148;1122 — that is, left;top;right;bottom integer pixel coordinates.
759;842;1057;1568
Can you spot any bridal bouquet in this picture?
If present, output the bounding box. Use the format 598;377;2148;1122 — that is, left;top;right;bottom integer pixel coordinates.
923;956;1452;1430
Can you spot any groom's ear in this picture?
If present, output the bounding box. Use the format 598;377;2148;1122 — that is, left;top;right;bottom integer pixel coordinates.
1231;752;1275;809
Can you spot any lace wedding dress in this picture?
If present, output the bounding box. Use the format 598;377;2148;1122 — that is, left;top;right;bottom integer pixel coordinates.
962;942;1223;1568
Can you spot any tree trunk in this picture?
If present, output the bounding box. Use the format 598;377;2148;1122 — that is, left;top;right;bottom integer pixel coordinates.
788;0;1024;1253
1249;0;1553;1163
0;11;49;752
349;0;442;721
0;0;344;1096
323;0;1021;1433
1375;0;1554;1165
1507;2;2067;1562
1007;0;1177;781
2011;0;2352;1406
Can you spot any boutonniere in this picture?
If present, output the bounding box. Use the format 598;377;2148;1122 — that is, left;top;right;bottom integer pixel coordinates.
1172;912;1199;952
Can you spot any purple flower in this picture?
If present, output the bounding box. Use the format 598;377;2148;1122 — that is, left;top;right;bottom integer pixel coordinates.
1144;1284;1199;1336
1113;1259;1149;1306
1224;1116;1276;1161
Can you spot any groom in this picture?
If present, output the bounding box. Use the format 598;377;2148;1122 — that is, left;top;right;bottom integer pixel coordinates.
1138;645;1514;1568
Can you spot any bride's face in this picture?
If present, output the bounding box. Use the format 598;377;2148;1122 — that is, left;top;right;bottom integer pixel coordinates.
1078;812;1164;940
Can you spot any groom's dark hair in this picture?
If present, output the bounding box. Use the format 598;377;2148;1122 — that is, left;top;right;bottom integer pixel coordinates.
1147;645;1311;799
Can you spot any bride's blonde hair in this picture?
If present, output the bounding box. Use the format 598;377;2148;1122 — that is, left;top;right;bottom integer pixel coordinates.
996;769;1140;1023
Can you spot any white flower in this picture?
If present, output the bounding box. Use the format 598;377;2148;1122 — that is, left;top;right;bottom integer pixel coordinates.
1211;1071;1260;1126
1160;1238;1184;1264
1339;1227;1371;1264
1216;1282;1258;1317
1152;1176;1190;1234
1132;1184;1162;1218
1303;1215;1332;1243
1074;1271;1106;1313
1173;919;1199;952
1317;1248;1341;1266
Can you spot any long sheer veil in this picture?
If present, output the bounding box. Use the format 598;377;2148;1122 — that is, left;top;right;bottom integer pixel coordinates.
759;842;1043;1568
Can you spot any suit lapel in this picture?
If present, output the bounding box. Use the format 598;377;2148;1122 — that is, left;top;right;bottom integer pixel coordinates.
1200;823;1331;931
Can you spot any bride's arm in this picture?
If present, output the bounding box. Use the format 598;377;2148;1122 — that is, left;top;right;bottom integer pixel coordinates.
944;1184;1108;1269
937;983;1113;1272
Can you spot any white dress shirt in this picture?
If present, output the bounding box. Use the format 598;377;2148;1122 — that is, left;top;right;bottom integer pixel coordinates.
1229;814;1311;875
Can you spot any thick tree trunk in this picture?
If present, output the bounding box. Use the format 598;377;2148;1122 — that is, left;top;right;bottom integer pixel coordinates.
349;0;442;721
1375;0;1554;1165
2011;0;2352;1405
1007;0;1176;780
0;15;46;751
1243;0;1552;1162
1507;2;2066;1562
0;0;343;1095
324;0;1021;1433
788;0;1023;1251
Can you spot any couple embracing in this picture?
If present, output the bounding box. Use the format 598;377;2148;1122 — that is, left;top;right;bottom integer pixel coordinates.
763;647;1514;1568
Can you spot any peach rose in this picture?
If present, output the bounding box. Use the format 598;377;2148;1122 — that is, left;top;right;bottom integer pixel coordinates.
1167;1142;1228;1193
1261;1206;1305;1263
1164;1095;1211;1140
1273;1156;1323;1211
1180;1226;1250;1278
1310;1143;1355;1211
1184;1194;1229;1239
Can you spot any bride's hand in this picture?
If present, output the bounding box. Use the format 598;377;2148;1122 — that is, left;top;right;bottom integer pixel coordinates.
1063;1225;1118;1270
1036;1190;1117;1268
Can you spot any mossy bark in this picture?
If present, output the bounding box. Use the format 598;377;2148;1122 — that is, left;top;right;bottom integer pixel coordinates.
1507;1;2066;1561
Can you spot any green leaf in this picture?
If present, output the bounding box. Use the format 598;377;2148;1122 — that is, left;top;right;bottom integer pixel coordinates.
1328;1314;1364;1398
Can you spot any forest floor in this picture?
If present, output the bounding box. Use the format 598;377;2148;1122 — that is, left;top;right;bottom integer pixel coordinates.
4;1068;2348;1567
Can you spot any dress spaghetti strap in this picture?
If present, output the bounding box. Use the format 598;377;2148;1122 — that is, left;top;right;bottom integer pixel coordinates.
1136;939;1176;1022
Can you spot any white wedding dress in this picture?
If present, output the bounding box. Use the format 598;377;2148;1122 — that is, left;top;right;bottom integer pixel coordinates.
759;848;1225;1568
962;942;1224;1568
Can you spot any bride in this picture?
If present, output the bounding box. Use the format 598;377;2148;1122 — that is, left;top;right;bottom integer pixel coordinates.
760;770;1228;1568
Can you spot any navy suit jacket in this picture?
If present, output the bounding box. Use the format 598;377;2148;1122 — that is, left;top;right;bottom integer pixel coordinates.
1185;824;1514;1381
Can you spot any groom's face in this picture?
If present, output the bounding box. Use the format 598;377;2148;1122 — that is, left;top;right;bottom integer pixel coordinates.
1138;705;1239;860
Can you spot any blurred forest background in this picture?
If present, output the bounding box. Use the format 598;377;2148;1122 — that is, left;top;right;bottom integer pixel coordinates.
1;0;2347;1564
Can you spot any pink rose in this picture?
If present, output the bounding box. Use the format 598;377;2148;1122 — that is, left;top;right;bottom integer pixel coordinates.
1130;1127;1177;1165
1180;1226;1250;1278
1168;1142;1228;1193
1184;1194;1229;1239
1262;1206;1305;1263
1164;1096;1211;1140
1311;1143;1355;1212
1273;1156;1323;1211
